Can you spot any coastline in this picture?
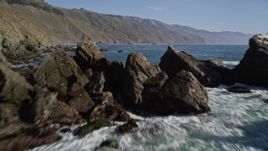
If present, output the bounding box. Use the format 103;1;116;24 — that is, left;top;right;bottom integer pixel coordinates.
0;34;267;151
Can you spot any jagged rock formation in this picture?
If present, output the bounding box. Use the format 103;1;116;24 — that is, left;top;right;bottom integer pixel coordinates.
159;46;224;87
234;34;268;87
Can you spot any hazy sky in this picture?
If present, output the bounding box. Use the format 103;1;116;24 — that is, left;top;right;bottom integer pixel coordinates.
45;0;268;34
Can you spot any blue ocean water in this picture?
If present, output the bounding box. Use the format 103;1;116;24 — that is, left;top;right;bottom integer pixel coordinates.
99;44;248;66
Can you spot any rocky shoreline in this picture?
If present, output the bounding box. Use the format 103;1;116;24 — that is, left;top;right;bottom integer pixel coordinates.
0;34;267;151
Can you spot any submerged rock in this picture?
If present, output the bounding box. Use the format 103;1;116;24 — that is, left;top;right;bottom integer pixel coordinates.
227;86;251;93
159;46;224;87
74;118;112;136
122;53;161;107
118;119;138;133
234;34;268;87
59;127;71;133
90;103;130;122
98;139;119;149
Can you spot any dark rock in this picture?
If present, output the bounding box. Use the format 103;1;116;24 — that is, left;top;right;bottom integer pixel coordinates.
162;70;210;114
122;53;161;107
0;63;33;104
1;36;45;61
118;50;123;53
99;48;108;52
90;91;115;105
86;72;105;94
99;139;119;149
67;90;95;115
75;118;112;136
118;119;138;133
141;70;210;115
90;103;130;122
34;49;95;116
263;99;268;104
89;91;130;122
60;127;71;133
99;59;125;99
74;42;125;99
0;63;62;151
84;68;94;78
34;49;89;95
74;42;104;71
143;71;169;88
234;34;268;87
206;59;225;67
227;86;251;93
203;59;235;85
0;125;61;151
140;72;169;114
0;63;33;132
33;87;83;125
12;67;36;85
159;46;224;87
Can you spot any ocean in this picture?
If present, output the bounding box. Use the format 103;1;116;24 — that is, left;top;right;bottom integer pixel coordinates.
29;45;268;151
100;44;247;69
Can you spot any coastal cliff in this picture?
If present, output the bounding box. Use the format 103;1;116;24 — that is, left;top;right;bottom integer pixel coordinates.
0;0;250;45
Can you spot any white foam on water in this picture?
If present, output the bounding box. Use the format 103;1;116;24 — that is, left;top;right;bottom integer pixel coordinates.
223;61;240;66
28;86;268;151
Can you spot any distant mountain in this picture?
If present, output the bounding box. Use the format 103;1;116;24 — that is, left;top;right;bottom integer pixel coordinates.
0;0;251;45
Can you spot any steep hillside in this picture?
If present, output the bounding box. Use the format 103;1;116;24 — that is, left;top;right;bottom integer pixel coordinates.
0;1;251;45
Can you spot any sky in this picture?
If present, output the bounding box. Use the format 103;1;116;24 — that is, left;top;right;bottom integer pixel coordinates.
45;0;268;34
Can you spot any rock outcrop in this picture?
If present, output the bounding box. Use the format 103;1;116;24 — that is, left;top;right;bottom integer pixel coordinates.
234;34;268;87
1;36;45;61
74;42;125;98
0;63;61;151
122;53;161;107
0;125;61;151
33;87;83;125
141;70;209;115
34;49;89;93
74;42;104;71
159;46;224;87
90;92;130;121
99;59;125;98
0;62;34;140
34;49;95;116
0;39;219;150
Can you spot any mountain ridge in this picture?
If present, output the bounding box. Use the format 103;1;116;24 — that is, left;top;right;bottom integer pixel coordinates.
0;0;251;45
